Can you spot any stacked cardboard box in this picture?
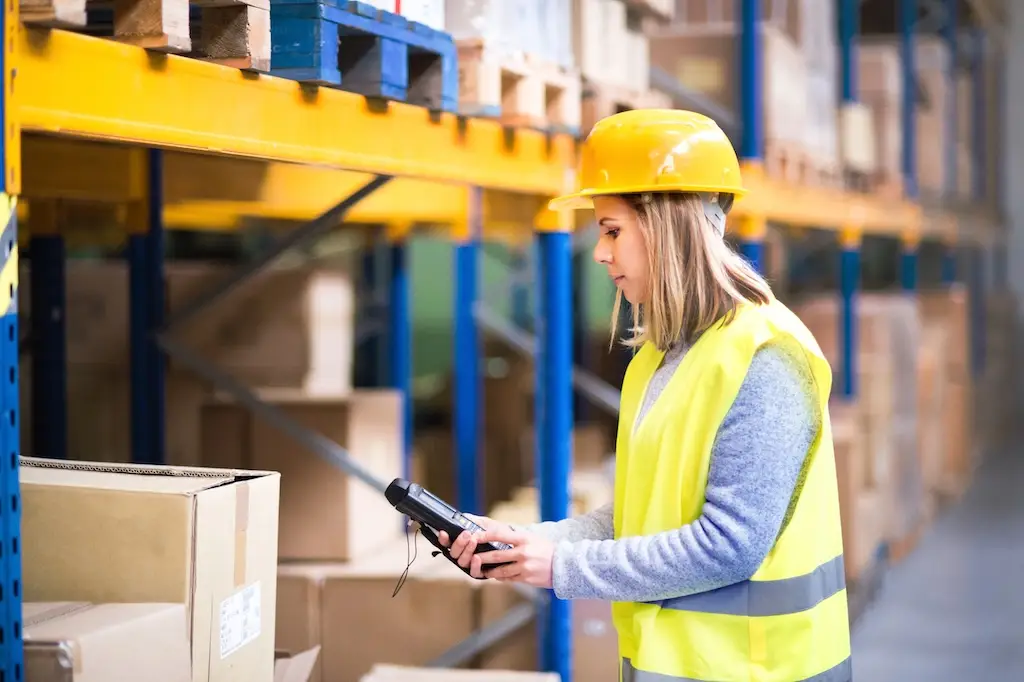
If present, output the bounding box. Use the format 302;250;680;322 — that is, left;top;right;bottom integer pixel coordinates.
478;488;618;682
649;13;809;174
856;42;903;192
791;287;976;579
446;0;582;131
18;260;357;467
19;457;313;681
576;0;674;134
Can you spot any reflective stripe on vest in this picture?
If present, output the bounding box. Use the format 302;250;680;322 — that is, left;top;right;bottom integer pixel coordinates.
622;656;853;682
656;554;846;617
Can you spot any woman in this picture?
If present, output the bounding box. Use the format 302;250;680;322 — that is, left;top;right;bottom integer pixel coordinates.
439;109;851;682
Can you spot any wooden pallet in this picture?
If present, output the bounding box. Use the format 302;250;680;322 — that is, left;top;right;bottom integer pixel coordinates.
765;140;842;189
456;41;582;135
270;0;457;111
845;170;905;199
21;0;271;71
581;80;672;136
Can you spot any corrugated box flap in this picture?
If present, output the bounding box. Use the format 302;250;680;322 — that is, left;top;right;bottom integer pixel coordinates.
19;456;258;494
274;646;321;682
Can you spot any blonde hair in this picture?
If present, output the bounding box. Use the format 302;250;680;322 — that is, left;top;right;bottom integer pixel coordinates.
611;191;772;351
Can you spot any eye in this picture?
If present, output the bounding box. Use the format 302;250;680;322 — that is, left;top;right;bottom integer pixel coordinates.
604;227;620;238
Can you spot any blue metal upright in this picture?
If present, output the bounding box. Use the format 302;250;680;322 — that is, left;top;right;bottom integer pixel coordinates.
970;30;987;377
536;226;574;682
839;237;860;398
942;241;957;284
838;0;860;401
388;239;413;483
943;0;958;197
899;0;917;200
971;30;986;200
737;0;764;272
0;0;23;672
899;0;919;293
29;210;67;460
838;0;858;101
128;149;166;465
900;240;919;291
454;188;482;515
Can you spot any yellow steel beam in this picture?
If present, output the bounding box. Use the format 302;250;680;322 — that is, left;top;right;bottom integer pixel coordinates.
22;135;553;237
18;27;576;196
732;164;926;237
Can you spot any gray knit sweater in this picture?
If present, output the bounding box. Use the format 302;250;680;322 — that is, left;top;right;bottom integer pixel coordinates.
526;337;820;603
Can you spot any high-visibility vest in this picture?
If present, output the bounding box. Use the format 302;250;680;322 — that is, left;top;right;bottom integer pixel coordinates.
613;298;852;682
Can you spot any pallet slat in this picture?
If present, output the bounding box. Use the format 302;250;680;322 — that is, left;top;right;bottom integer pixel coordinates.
270;0;457;110
456;41;581;135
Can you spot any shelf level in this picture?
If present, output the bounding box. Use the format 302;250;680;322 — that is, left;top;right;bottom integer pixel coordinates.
17;27;576;197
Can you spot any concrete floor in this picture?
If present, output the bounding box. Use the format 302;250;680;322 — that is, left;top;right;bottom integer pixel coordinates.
850;445;1024;681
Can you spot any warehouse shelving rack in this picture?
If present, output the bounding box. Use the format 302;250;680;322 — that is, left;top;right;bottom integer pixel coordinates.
0;0;1006;680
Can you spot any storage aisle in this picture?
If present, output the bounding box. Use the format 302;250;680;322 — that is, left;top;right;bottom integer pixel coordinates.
850;443;1024;681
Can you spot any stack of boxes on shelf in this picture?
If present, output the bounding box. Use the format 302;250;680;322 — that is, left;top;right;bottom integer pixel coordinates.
19;255;602;679
575;0;675;135
650;0;839;187
447;0;581;133
789;286;975;586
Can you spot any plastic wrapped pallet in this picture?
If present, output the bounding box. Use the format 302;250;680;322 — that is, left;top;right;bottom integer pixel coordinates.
650;22;808;147
398;0;446;31
445;0;520;58
538;0;574;69
857;42;903;183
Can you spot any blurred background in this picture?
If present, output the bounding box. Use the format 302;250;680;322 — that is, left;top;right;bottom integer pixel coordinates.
9;0;1020;681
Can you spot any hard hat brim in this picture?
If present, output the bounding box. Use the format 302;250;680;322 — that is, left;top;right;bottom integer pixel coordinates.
547;192;594;211
549;185;748;212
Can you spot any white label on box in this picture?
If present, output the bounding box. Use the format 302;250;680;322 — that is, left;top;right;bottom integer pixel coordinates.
219;582;262;659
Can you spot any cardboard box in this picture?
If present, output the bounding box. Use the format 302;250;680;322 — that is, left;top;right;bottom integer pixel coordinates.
276;537;479;682
650;23;809;147
201;389;404;562
24;602;191;682
20;458;282;682
275;647;322;682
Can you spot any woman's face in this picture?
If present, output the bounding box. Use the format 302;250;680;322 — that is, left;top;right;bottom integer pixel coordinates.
592;195;649;305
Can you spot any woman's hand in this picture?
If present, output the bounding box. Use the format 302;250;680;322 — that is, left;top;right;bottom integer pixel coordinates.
438;519;555;588
472;526;555;588
437;514;500;571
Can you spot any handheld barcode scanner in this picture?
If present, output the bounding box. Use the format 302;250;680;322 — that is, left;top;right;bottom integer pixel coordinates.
385;478;513;579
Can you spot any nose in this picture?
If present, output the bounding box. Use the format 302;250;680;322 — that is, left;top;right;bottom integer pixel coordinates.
593;236;612;265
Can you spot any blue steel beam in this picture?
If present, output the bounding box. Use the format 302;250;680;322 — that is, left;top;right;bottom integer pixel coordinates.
128;149;166;465
536;227;573;682
454;188;482;515
971;30;986;200
838;0;859;401
30;219;67;460
738;0;764;272
389;240;413;483
839;0;858;101
944;0;958;197
900;0;918;200
840;240;860;399
1;0;22;671
0;198;20;680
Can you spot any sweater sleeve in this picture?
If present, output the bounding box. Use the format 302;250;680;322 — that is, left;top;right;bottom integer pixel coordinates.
519;503;615;544
548;340;821;603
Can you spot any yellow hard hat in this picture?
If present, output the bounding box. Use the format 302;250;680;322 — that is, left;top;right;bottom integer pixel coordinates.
549;109;747;211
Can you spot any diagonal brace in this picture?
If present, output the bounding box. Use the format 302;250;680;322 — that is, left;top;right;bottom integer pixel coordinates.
163;174;393;333
156;335;388;493
474;303;622;415
427;601;541;669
